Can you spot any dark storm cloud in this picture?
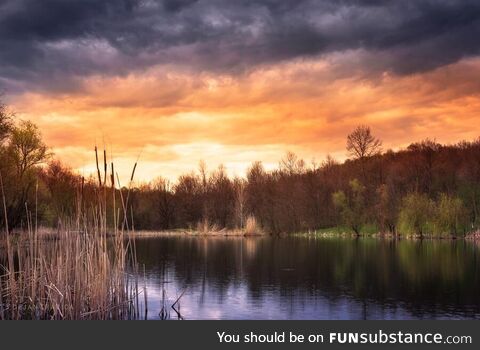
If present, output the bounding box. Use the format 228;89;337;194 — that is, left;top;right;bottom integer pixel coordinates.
1;0;480;91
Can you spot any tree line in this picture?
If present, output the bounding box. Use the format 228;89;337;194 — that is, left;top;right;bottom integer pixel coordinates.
2;99;480;237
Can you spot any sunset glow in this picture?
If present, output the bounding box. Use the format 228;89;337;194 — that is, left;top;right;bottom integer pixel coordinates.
2;1;480;182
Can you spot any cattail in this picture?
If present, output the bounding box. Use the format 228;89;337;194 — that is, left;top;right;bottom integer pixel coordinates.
103;148;107;186
110;162;115;188
130;162;137;183
95;146;102;187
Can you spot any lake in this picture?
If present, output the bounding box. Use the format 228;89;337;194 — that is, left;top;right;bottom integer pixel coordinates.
134;235;480;320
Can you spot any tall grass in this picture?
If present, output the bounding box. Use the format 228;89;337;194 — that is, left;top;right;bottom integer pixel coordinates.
196;218;220;235
244;215;262;236
0;147;145;320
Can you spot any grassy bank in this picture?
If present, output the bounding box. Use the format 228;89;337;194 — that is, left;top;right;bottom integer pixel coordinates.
293;226;480;240
124;226;480;240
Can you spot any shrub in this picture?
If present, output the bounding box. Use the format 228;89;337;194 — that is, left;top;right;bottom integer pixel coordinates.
333;179;366;235
434;194;468;237
398;193;435;237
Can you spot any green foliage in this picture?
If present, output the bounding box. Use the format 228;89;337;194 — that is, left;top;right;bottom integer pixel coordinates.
457;180;480;229
398;193;435;237
0;100;13;144
333;179;366;235
332;190;347;208
360;223;379;235
8;120;50;177
0;118;51;228
434;194;468;236
398;192;469;237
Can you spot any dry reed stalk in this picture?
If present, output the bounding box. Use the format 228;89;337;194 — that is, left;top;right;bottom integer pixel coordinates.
0;171;9;235
121;162;137;231
0;149;143;320
95;145;102;187
244;216;263;236
0;171;16;318
103;148;107;187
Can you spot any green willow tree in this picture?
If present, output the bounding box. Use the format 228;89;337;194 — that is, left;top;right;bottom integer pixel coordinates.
9;120;49;178
333;178;366;235
398;193;435;238
434;194;468;237
0;100;12;144
2;120;50;227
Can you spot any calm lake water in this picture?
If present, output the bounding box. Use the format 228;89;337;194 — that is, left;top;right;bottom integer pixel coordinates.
134;235;480;320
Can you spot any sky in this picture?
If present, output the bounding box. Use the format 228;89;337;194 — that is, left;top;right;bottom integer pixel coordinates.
1;0;480;182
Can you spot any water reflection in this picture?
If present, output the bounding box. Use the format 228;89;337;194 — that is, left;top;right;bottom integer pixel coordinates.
134;236;480;320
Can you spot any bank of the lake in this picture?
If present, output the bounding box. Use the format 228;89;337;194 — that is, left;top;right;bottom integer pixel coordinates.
127;227;480;241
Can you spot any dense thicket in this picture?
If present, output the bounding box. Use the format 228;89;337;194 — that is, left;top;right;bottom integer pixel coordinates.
1;99;480;236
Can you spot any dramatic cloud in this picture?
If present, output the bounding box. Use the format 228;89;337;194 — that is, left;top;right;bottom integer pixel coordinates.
2;0;480;92
2;0;480;181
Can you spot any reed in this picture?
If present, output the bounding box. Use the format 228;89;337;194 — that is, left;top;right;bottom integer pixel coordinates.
196;218;220;235
244;216;263;236
0;149;144;320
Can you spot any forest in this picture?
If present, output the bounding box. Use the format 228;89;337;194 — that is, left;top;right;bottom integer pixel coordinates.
1;100;480;238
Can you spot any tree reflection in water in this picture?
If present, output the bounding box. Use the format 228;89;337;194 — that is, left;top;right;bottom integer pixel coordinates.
133;236;480;320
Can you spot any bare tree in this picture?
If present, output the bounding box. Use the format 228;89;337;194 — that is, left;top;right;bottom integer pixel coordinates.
198;160;208;191
346;125;382;160
234;178;246;228
322;154;338;170
280;151;305;175
153;177;175;229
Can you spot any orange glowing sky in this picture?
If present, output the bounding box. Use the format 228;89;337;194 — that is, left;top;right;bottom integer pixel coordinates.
8;55;480;182
2;1;480;182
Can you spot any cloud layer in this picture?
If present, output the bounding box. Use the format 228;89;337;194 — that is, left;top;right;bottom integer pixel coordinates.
2;0;480;92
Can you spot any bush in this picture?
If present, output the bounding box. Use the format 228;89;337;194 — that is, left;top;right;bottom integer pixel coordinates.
434;194;468;237
333;179;366;235
398;193;435;237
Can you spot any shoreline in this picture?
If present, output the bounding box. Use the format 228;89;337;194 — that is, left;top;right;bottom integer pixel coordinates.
126;229;480;241
2;227;480;241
